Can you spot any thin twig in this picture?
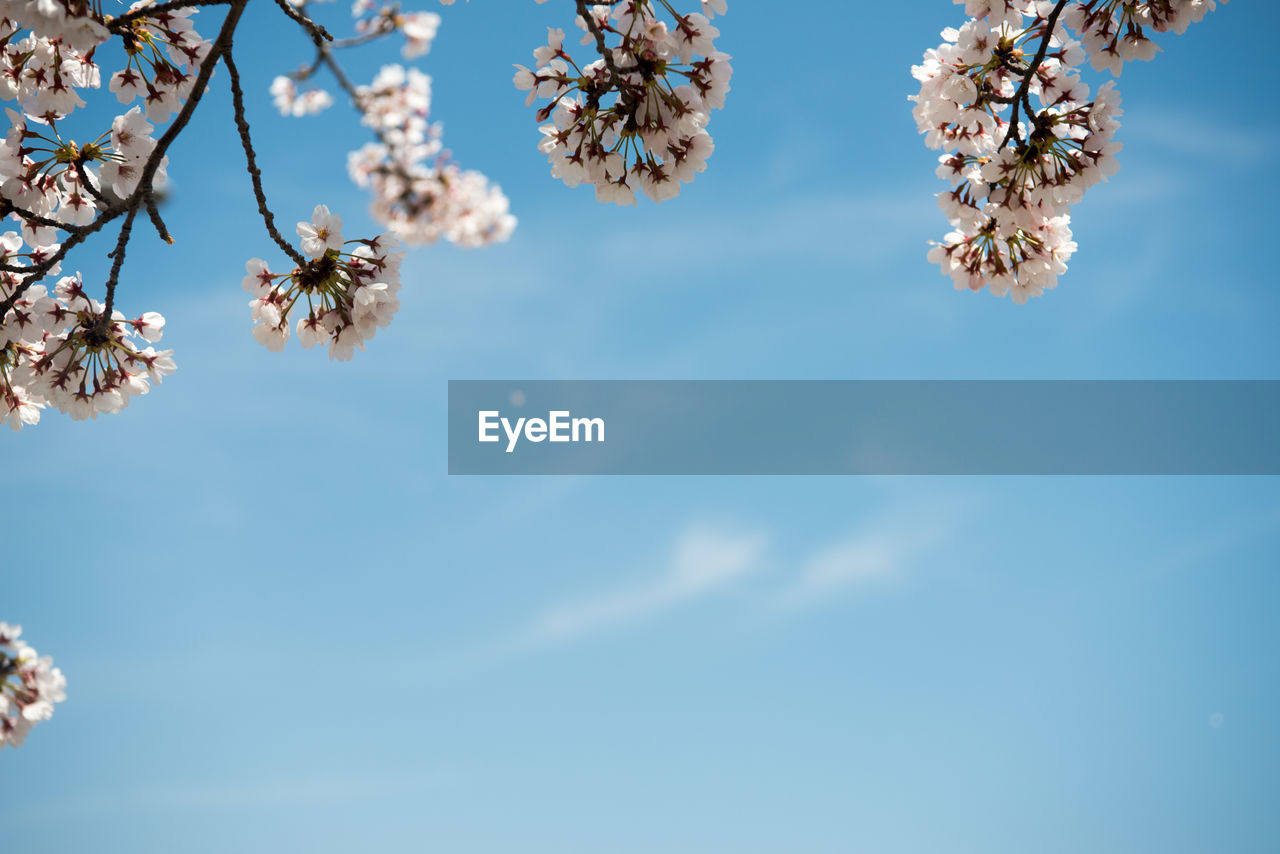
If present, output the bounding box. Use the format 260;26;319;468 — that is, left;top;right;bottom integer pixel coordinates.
145;192;173;245
107;0;233;35
0;199;89;240
225;47;308;266
273;0;333;45
102;206;140;316
318;45;413;176
103;0;251;316
0;200;114;287
318;46;363;109
72;160;115;209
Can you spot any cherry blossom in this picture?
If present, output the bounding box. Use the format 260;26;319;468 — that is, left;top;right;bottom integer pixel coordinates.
343;63;515;246
108;2;211;123
245;205;404;361
0;0;108;54
0;622;66;750
22;273;174;420
1;0;728;434
913;0;1227;301
515;0;732;204
273;8;515;246
270;75;333;116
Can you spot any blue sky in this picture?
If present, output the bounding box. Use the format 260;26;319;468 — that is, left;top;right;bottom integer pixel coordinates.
4;2;1279;852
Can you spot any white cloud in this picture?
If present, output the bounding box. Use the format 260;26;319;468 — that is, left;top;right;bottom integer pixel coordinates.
775;502;965;610
778;535;904;605
522;525;770;647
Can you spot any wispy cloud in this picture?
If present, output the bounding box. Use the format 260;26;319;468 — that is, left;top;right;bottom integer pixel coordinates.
519;525;770;648
459;494;973;665
774;502;966;610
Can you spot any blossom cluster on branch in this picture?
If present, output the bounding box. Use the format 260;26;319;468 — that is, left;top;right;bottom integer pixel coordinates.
1;622;66;749
245;204;403;359
912;0;1226;303
0;2;732;750
515;0;731;205
1;265;173;425
0;1;188;429
276;0;516;248
0;0;733;441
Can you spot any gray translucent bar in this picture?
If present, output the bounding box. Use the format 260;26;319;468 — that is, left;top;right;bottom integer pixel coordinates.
447;381;1280;475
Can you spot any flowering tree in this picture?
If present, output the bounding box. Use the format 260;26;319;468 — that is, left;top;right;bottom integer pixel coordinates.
913;0;1227;303
0;0;731;747
0;0;732;433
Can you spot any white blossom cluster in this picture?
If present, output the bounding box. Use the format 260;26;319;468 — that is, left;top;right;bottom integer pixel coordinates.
913;0;1227;302
514;0;731;205
353;0;441;58
270;74;333;117
0;622;66;749
108;2;210;123
244;204;405;361
0;0;196;216
1;106;168;232
0;1;198;431
273;4;515;248
1;0;733;436
0;4;172;236
0;0;107;54
2;0;525;434
347;64;515;246
1;255;174;427
0;14;100;122
1061;0;1227;75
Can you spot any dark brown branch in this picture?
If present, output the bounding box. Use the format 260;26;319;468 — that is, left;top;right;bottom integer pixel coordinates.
225;47;307;267
573;0;643;97
145;192;173;244
289;11;401;84
102;206;140;316
0;197;118;290
0;0;249;318
273;0;333;45
318;45;362;110
999;0;1073;149
575;0;620;79
0;199;89;239
316;44;416;186
281;3;409;160
334;26;393;50
101;0;250;317
107;0;233;35
72;160;114;209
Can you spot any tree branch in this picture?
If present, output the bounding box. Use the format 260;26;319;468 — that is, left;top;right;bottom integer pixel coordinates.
0;0;250;319
225;47;308;267
999;0;1072;150
107;0;233;35
573;0;642;99
102;206;140;316
273;0;333;45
